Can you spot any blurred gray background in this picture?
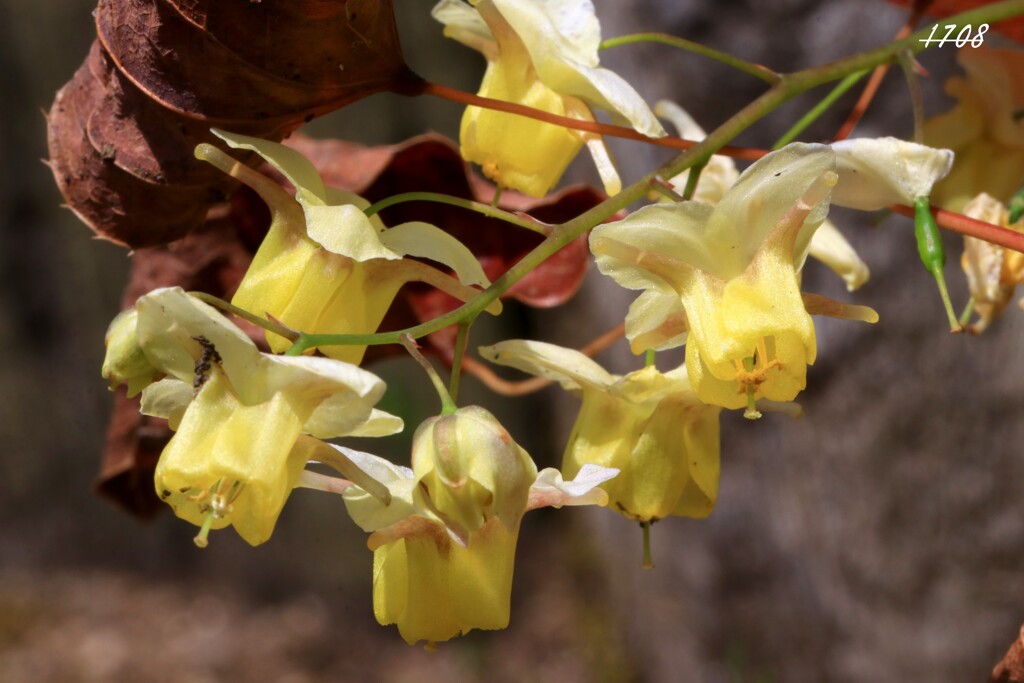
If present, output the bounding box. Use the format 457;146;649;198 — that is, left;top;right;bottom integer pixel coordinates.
2;0;1023;681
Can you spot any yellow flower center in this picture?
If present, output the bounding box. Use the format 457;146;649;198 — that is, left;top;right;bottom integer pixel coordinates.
184;478;244;548
732;337;782;419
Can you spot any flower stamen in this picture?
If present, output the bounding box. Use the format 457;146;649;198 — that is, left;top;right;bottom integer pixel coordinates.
187;479;244;548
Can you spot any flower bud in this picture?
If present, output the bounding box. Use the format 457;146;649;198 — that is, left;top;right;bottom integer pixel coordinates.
412;406;537;539
101;308;157;397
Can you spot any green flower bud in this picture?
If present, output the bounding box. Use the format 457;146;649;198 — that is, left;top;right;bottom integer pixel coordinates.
101;308;158;397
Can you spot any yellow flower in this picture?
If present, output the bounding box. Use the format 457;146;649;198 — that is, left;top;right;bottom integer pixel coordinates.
114;287;402;546
197;130;499;366
339;421;615;645
432;0;664;197
591;140;950;411
924;47;1024;212
959;193;1024;333
481;339;721;522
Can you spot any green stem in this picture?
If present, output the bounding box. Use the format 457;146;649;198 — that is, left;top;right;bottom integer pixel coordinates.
644;349;656;368
449;321;473;403
600;32;781;85
681;162;706;201
958;296;976;328
1008;184;1024;223
191;292;298;341
364;191;549;236
773;70;869;149
400;335;458;415
286;0;1024;355
641;521;654;570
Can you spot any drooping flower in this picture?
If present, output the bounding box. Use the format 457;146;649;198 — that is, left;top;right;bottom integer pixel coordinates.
432;0;665;197
655;102;952;292
959;193;1024;333
592;138;951;411
924;47;1024;212
480;339;721;523
594;144;837;410
339;411;616;645
106;287;402;546
196;130;500;366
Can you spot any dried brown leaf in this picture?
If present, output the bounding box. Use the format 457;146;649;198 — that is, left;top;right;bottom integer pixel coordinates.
48;0;414;248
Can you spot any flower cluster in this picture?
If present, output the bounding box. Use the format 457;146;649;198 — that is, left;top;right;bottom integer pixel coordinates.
89;0;1024;654
103;287;403;546
433;0;664;196
340;407;615;644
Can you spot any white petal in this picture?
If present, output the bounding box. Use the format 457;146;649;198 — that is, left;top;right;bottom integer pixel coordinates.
379;221;490;286
590;202;717;287
335;445;419;532
487;0;665;137
305;400;403;440
479;339;617;391
527;464;618;510
586;137;622;196
807;219;870;291
304;203;401;261
624;289;688;353
261;354;388;435
830;137;954;209
139;378;193;430
344;409;406;438
135;287;261;388
710;143;836;273
432;0;495;47
212;129;327;204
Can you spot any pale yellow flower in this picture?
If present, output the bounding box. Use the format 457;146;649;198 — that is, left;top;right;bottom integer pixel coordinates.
433;0;664;196
591;139;950;410
112;287;402;546
481;339;721;522
197;130;499;366
924;47;1024;212
339;419;615;645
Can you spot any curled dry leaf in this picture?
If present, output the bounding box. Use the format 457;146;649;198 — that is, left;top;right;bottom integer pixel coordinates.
47;0;413;248
100;132;603;517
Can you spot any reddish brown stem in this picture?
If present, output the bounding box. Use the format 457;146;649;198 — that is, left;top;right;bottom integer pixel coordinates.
834;3;929;140
421;81;768;161
891;204;1024;252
